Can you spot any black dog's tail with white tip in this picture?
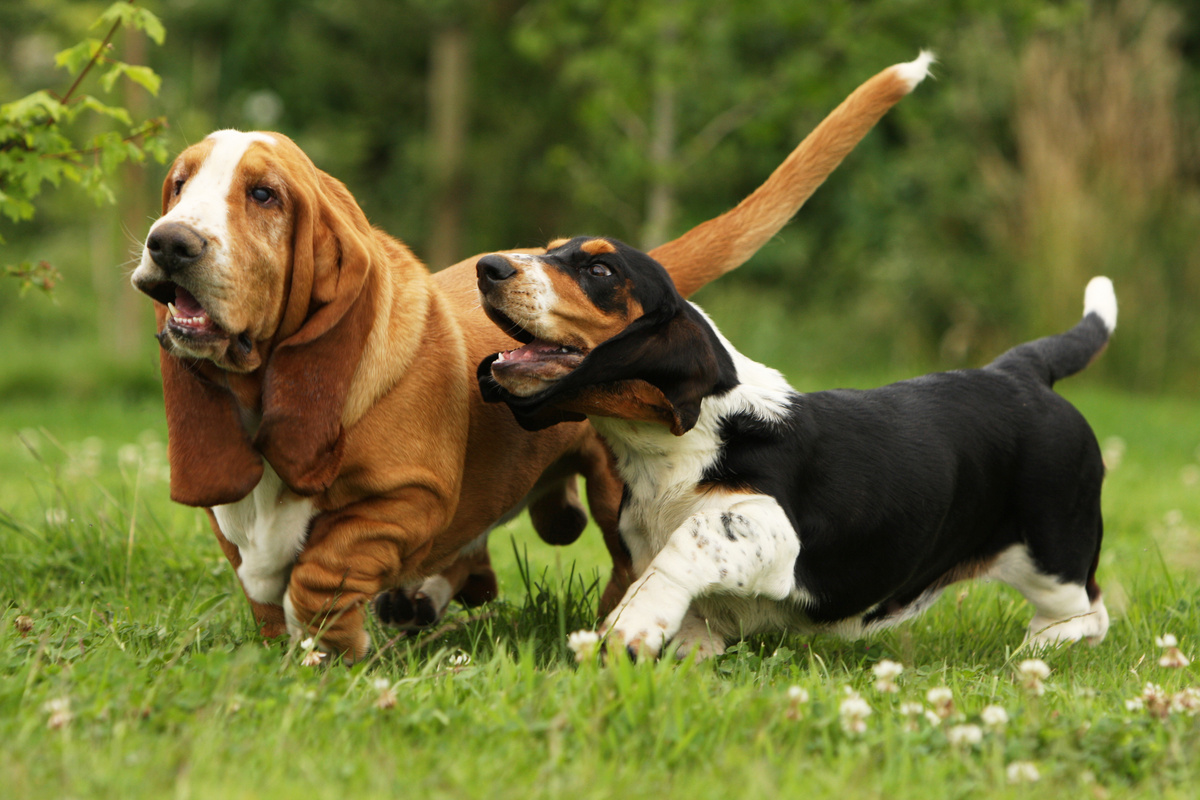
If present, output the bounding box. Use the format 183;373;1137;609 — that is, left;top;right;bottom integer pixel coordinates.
993;277;1118;386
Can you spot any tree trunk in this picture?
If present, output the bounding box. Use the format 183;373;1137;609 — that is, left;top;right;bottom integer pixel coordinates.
427;26;470;270
640;21;679;251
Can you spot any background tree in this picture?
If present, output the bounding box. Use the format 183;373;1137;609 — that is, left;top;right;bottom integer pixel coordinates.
1;1;166;295
0;0;1196;398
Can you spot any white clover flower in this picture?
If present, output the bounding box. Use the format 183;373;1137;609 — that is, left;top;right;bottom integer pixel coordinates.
1017;659;1051;695
785;685;810;721
1125;697;1145;713
566;630;601;662
926;686;953;705
1139;682;1172;718
375;686;398;710
300;641;326;667
372;677;391;691
838;691;872;735
44;697;72;730
980;704;1009;728
926;686;955;718
1171;687;1200;716
1017;659;1051;680
448;652;472;667
924;709;943;728
1160;649;1190;669
872;659;904;693
787;686;810;703
1155;634;1190;668
1006;761;1040;783
946;724;983;747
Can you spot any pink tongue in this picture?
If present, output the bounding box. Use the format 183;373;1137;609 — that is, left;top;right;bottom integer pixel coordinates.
506;341;561;362
174;286;207;317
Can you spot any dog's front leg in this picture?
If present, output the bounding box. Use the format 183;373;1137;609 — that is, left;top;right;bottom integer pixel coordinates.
283;487;455;663
600;496;799;659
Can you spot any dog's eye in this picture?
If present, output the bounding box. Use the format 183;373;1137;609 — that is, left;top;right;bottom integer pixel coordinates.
173;178;185;196
589;264;613;278
249;186;276;205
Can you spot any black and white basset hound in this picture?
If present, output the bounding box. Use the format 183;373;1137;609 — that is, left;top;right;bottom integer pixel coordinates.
475;237;1115;659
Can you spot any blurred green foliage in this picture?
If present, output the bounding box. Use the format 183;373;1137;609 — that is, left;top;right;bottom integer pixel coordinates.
1;1;167;293
0;0;1197;399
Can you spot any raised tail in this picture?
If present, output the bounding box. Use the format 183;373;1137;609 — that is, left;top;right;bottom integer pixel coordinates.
650;51;935;298
991;277;1118;386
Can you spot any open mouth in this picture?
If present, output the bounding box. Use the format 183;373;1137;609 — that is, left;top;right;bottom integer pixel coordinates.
141;281;227;342
484;305;586;370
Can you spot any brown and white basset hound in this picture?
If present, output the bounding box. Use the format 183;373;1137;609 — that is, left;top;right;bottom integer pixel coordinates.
130;56;927;660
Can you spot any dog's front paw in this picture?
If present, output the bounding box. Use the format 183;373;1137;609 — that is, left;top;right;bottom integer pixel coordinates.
601;611;674;660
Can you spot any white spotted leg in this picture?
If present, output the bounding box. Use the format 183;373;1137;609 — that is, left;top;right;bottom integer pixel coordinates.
600;495;799;658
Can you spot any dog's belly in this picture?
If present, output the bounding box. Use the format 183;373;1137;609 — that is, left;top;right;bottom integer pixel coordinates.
694;581;950;641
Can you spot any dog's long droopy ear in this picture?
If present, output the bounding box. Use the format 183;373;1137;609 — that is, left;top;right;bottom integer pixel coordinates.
571;303;737;434
555;379;694;436
481;303;737;436
159;305;265;507
254;168;376;495
155;160;266;507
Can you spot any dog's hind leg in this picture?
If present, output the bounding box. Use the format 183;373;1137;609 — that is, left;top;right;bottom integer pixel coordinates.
374;538;497;630
670;607;726;661
989;544;1109;647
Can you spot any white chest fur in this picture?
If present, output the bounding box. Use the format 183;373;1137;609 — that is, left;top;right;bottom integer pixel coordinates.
212;463;317;606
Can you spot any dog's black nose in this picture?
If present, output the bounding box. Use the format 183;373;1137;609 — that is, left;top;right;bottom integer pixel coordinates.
146;222;207;274
477;254;517;285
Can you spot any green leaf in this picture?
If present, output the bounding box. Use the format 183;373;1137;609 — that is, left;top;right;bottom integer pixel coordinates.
100;63;125;94
96;2;139;29
1;91;65;125
75;95;133;125
54;39;104;76
133;7;167;45
97;2;166;45
121;65;162;96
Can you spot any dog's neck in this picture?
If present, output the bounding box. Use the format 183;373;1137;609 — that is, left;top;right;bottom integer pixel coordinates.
589;322;797;496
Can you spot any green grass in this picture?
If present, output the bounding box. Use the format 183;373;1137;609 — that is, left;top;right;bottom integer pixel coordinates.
2;383;1200;799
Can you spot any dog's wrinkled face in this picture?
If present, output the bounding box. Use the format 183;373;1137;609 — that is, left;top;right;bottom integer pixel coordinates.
476;237;650;397
131;130;295;372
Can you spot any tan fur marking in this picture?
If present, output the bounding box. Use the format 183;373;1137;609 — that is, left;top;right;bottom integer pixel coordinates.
556;380;688;435
580;238;617;256
545;238;570;250
541;268;642;350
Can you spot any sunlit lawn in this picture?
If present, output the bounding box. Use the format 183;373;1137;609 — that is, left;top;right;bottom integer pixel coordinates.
2;377;1199;799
